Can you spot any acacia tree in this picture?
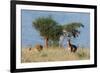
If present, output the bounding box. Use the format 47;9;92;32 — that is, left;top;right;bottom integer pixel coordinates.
32;16;62;48
63;22;84;46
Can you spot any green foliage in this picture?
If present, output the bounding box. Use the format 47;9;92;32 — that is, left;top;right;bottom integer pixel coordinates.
33;16;63;41
49;40;59;47
63;22;84;38
48;25;63;41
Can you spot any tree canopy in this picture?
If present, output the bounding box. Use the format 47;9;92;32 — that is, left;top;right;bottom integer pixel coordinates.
63;22;84;38
33;16;62;40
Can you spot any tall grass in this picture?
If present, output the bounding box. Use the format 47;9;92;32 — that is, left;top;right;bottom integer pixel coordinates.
21;47;90;63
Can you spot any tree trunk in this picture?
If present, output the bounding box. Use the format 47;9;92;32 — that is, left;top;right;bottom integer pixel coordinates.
44;37;49;48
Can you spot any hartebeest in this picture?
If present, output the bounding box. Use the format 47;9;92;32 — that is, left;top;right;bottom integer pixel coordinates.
67;39;77;52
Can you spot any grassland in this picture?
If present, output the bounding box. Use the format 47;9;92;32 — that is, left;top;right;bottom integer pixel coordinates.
21;47;90;63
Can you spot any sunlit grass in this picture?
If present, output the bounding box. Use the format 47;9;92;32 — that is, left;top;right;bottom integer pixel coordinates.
21;47;90;63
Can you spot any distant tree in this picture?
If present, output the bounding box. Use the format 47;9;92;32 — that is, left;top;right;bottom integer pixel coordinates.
32;16;62;48
63;22;84;46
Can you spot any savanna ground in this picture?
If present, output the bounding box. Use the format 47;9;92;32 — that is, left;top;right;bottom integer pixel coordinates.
21;47;90;63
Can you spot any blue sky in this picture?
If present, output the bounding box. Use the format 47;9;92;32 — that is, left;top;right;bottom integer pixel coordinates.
21;10;90;48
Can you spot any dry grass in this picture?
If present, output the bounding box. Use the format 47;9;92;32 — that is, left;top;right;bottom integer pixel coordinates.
21;47;90;63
